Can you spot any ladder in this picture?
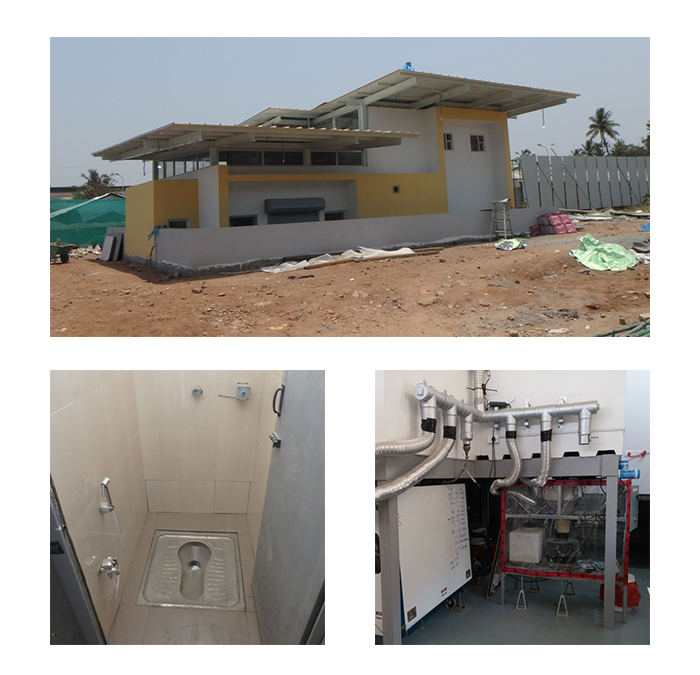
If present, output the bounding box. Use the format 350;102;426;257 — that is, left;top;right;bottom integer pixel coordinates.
490;198;512;240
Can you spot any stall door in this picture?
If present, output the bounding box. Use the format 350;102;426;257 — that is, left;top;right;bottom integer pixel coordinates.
252;370;325;644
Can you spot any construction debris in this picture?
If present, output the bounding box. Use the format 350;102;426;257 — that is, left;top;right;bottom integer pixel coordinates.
593;318;650;337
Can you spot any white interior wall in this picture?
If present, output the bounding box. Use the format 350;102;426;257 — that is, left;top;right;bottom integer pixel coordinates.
376;370;629;463
623;370;650;494
50;371;148;638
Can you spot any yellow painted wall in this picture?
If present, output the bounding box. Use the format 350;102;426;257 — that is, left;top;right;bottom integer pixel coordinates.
227;170;448;219
125;179;199;257
125;182;155;258
354;173;448;218
153;179;199;230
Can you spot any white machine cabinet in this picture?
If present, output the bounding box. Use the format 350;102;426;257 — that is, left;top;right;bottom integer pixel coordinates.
376;484;472;635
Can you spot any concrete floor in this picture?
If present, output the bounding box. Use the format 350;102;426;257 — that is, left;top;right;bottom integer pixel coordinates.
378;566;650;645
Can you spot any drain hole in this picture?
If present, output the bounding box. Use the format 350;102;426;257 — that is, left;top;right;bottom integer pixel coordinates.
188;560;201;571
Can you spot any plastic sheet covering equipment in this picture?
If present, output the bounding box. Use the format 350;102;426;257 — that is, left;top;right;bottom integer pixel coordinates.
501;480;632;582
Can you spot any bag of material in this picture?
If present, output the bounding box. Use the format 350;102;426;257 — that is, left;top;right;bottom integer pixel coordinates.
494;238;527;251
569;233;637;271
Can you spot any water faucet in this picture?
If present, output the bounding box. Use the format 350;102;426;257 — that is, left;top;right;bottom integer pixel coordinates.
100;477;115;514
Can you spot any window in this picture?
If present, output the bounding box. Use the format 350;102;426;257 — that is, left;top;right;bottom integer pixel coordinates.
470;135;485;152
310;151;363;166
222;150;261;166
310;152;336;166
167;219;189;228
324;211;345;221
263;151;304;166
444;133;454;151
229;215;258;227
337;151;363;166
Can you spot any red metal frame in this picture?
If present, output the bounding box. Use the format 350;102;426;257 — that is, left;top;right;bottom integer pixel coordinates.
500;479;632;584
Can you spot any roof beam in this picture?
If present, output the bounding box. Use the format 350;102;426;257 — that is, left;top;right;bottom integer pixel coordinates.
506;96;569;117
466;90;517;109
312;76;417;125
411;82;471;108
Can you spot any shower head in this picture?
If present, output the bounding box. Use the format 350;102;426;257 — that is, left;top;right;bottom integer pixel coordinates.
101;477;111;495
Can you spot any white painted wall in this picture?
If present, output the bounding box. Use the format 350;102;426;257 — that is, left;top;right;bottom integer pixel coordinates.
365;107;440;173
151;206;550;272
376;370;629;463
442;118;510;213
229;180;358;222
623;370;650;494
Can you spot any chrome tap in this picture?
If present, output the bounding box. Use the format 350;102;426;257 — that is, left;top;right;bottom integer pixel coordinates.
100;477;115;514
98;556;120;578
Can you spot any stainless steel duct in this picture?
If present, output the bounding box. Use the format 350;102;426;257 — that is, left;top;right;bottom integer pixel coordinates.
413;379;600;492
375;398;437;460
489;416;521;494
375;408;457;503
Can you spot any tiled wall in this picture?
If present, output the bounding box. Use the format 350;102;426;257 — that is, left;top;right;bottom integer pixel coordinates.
134;371;278;516
51;369;282;636
50;371;148;638
247;370;284;554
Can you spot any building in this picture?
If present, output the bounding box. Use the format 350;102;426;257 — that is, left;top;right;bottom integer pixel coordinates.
94;70;578;270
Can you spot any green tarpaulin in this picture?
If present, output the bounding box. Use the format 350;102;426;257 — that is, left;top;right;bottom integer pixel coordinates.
569;233;637;271
50;196;125;247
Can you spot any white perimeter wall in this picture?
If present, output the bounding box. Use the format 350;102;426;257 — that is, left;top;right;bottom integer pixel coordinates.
151;206;549;272
376;370;628;463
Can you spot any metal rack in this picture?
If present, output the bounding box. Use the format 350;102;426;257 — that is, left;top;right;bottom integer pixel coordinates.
377;453;624;643
500;478;633;622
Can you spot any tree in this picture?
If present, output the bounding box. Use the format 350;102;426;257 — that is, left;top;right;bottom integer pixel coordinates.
585;108;620;155
642;121;650;152
609;139;648;156
573;139;604;156
72;169;117;200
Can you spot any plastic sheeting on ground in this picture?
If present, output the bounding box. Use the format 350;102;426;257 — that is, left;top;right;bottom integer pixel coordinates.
494;238;527;250
260;246;416;274
569;233;638;271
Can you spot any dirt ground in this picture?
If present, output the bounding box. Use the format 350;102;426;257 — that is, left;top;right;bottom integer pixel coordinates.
50;218;649;337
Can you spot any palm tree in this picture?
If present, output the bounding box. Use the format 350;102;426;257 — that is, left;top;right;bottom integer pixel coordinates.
72;169;117;199
574;139;604;156
586;108;620;155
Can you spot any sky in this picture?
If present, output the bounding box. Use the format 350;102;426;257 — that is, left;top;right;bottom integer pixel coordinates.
50;37;650;188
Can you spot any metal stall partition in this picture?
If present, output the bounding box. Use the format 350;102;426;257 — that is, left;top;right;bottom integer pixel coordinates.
252;370;325;644
50;480;106;644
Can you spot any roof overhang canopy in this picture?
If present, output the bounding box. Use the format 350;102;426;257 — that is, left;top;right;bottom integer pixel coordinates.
243;70;579;126
94;122;419;162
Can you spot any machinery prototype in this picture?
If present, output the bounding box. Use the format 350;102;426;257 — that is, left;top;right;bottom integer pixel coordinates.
376;371;638;644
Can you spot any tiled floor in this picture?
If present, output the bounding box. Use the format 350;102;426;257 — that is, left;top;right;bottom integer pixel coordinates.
108;512;260;644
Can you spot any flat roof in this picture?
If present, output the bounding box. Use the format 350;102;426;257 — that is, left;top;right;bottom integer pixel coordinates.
243;69;579;126
94;69;578;162
94;122;418;162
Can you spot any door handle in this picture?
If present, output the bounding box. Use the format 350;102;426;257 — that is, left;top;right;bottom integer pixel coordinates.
272;385;285;417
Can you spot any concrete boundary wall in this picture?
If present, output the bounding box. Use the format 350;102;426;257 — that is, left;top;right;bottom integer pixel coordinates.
146;207;547;273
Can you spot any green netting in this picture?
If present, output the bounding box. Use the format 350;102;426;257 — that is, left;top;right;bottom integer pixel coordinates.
50;221;125;248
50;199;125;225
50;197;125;247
